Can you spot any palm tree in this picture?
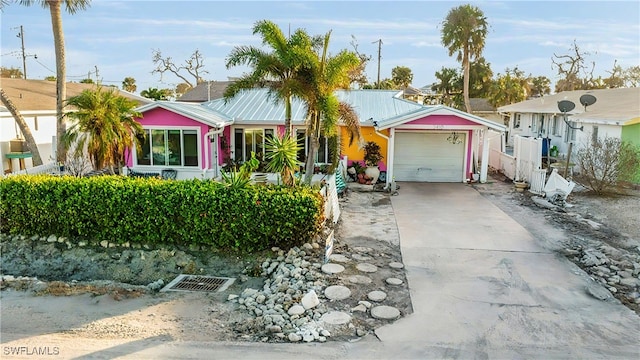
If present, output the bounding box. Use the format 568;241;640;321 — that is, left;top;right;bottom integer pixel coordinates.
62;86;143;173
441;4;488;113
17;0;92;163
0;88;43;166
140;87;171;101
224;20;316;137
431;67;461;107
299;31;362;184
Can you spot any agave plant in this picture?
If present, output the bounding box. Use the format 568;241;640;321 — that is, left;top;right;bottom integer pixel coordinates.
265;134;299;186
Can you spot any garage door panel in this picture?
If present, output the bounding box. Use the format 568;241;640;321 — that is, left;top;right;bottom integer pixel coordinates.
393;132;464;182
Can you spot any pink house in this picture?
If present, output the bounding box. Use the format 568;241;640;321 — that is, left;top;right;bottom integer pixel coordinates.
126;90;506;184
125;102;233;179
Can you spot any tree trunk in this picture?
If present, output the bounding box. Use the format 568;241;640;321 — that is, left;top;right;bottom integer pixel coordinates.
0;88;44;166
48;0;67;163
304;136;319;185
284;95;293;139
462;48;471;113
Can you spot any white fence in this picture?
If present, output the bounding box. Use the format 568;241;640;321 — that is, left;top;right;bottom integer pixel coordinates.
7;162;58;176
320;174;341;224
489;135;542;184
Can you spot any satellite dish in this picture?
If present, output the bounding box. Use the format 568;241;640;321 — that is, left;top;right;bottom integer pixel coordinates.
558;100;575;113
580;94;597;109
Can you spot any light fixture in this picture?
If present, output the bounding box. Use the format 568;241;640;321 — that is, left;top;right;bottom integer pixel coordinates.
447;132;462;144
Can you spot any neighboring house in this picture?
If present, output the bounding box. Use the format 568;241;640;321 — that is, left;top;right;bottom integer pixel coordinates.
470;98;503;125
175;81;234;102
498;88;640;157
0;78;151;174
127;88;506;184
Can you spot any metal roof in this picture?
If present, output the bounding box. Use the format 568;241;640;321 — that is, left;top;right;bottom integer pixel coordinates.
498;88;640;124
203;88;424;125
203;88;308;123
374;104;506;132
136;101;232;128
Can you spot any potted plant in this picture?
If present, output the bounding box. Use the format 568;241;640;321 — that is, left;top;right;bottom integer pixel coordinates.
363;141;383;184
514;168;528;192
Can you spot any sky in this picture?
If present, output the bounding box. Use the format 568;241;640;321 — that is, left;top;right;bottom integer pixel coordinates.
1;0;639;94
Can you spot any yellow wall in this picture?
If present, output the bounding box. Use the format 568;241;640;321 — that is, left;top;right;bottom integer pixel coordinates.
341;126;390;170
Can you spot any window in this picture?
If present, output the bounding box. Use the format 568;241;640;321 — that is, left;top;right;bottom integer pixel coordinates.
296;129;333;164
514;114;521;129
564;121;577;143
591;126;599;145
136;128;199;167
531;114;537;133
233;128;274;162
537;114;545;136
551;115;560;136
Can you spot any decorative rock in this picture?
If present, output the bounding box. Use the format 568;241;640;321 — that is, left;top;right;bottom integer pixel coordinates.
287;305;305;316
371;305;401;320
356;328;367;337
288;333;302;342
99;240;108;248
620;277;640;287
358;300;372;309
351;304;367;312
320;329;331;337
329;254;350;263
356;263;378;273
321;263;345;274
348;275;372;284
320;311;351;325
325;285;351;301
47;235;57;243
586;285;611;300
227;294;239;301
386;277;403;285
353;246;373;253
301;290;320;309
352;254;373;261
367;290;387;302
389;262;404;269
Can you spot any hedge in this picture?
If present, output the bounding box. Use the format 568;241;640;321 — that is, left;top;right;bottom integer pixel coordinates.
0;175;324;252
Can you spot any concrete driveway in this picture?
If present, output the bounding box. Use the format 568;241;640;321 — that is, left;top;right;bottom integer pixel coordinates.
375;183;639;358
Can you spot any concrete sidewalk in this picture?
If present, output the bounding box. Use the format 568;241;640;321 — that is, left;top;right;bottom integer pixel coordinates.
375;183;639;358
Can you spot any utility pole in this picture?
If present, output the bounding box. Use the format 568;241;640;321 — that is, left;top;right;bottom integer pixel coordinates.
95;65;100;85
372;39;382;88
17;25;27;79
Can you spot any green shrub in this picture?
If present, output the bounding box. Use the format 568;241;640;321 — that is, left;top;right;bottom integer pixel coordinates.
0;175;324;252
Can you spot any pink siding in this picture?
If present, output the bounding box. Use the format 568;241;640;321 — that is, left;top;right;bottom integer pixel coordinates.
406;115;477;126
127;108;213;169
220;126;232;165
466;130;472;176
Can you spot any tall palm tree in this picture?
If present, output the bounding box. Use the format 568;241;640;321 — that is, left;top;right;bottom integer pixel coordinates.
0;88;43;166
224;20;316;137
62;86;143;173
441;4;488;113
17;0;91;163
299;31;361;184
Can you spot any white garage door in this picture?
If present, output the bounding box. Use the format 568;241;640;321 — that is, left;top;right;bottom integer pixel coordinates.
393;132;465;182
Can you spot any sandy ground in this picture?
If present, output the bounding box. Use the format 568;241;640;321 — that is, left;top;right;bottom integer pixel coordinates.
1;175;639;358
